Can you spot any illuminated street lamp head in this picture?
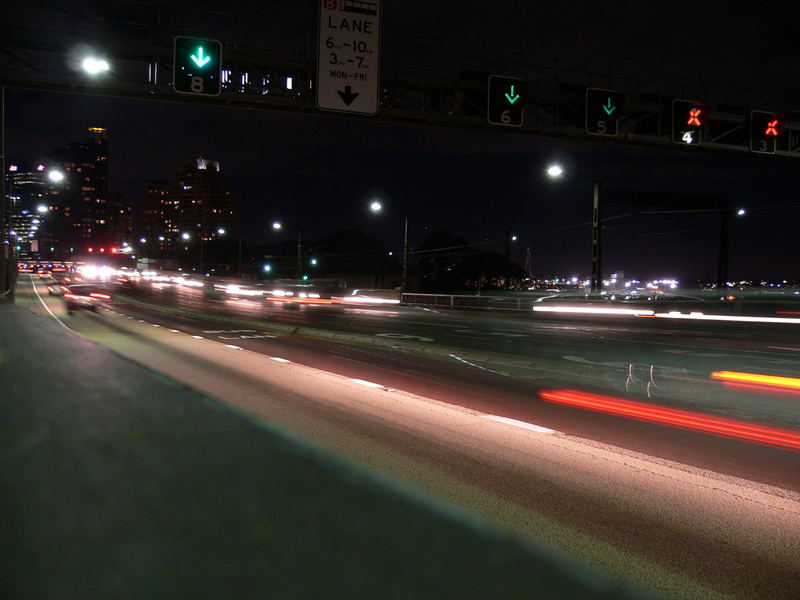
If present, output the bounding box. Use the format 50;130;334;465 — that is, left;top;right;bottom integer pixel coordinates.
181;232;190;240
217;227;226;235
272;221;282;231
511;234;518;242
36;204;49;214
310;258;318;266
158;235;165;241
81;56;110;75
737;208;746;216
47;169;65;183
139;237;147;243
263;263;272;273
546;164;564;178
369;200;383;213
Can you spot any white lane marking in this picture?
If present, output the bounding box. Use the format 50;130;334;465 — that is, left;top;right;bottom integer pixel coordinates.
349;378;384;388
449;353;514;377
29;275;71;331
152;324;161;327
169;329;180;333
767;346;800;352
224;344;242;350
482;415;556;434
270;357;291;363
192;335;204;339
138;320;145;323
127;316;134;319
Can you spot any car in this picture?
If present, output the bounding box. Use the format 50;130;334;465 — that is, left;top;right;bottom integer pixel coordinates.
47;282;69;296
62;284;112;313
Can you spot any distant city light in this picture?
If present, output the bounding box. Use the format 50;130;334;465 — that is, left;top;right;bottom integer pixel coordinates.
36;164;45;171
511;234;518;241
81;56;110;75
286;76;293;90
737;208;746;216
158;235;165;241
140;237;147;243
8;165;17;172
181;232;190;240
546;164;564;178
310;258;318;266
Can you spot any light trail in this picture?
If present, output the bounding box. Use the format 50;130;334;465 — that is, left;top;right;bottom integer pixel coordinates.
653;311;800;324
711;371;800;391
539;389;800;451
533;306;654;316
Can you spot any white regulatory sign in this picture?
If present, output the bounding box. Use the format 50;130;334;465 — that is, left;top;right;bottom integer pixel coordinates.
317;0;381;115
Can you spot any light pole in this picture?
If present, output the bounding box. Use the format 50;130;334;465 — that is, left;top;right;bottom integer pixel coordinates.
546;164;603;293
272;221;304;279
370;200;410;292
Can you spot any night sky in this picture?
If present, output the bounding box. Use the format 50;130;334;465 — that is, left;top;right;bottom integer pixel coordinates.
5;1;800;282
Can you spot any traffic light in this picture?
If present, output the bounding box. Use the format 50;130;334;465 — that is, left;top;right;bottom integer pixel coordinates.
173;36;222;96
585;88;624;135
672;99;704;145
750;110;784;154
487;75;526;127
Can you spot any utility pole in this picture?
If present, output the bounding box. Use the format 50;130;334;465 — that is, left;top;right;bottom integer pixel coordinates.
402;213;409;292
590;180;602;293
295;229;303;279
717;209;730;289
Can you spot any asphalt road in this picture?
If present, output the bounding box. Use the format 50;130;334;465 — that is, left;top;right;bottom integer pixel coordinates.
20;275;800;599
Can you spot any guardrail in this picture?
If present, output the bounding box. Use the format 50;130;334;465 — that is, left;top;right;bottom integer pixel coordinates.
401;293;532;311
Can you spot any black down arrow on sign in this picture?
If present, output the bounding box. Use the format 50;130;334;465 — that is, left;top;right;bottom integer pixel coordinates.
337;86;360;106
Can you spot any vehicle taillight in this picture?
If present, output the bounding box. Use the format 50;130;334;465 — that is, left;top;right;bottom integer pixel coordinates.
90;292;111;300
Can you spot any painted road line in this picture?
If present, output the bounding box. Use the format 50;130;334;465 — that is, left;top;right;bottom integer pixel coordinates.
270;357;291;363
482;415;557;434
192;335;204;339
224;344;243;350
29;275;71;331
349;378;384;389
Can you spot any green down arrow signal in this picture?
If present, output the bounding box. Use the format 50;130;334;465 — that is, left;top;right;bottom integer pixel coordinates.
603;97;616;115
191;47;212;68
505;85;520;104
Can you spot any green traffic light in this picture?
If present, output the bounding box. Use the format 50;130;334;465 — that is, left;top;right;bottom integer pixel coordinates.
302;274;309;281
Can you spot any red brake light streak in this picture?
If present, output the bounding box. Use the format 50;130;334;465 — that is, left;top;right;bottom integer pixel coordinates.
539;389;800;451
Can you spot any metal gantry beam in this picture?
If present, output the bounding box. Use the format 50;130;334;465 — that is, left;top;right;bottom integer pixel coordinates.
0;1;798;159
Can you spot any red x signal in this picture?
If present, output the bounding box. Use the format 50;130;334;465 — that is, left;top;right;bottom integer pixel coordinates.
687;108;702;127
765;119;779;136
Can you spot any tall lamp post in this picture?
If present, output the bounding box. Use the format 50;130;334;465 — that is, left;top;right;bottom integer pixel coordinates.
271;221;305;279
369;200;409;292
546;164;603;293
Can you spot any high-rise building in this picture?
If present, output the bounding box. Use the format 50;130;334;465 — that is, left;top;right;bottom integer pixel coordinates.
136;158;235;264
4;163;55;259
107;192;134;247
139;180;177;254
47;126;110;252
175;157;235;241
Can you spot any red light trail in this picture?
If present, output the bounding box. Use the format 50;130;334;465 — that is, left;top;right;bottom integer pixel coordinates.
539;389;800;451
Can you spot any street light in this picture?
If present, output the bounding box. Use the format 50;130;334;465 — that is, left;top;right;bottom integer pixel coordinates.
47;169;65;183
546;164;564;178
369;200;410;292
546;163;603;293
81;56;110;75
272;221;282;231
